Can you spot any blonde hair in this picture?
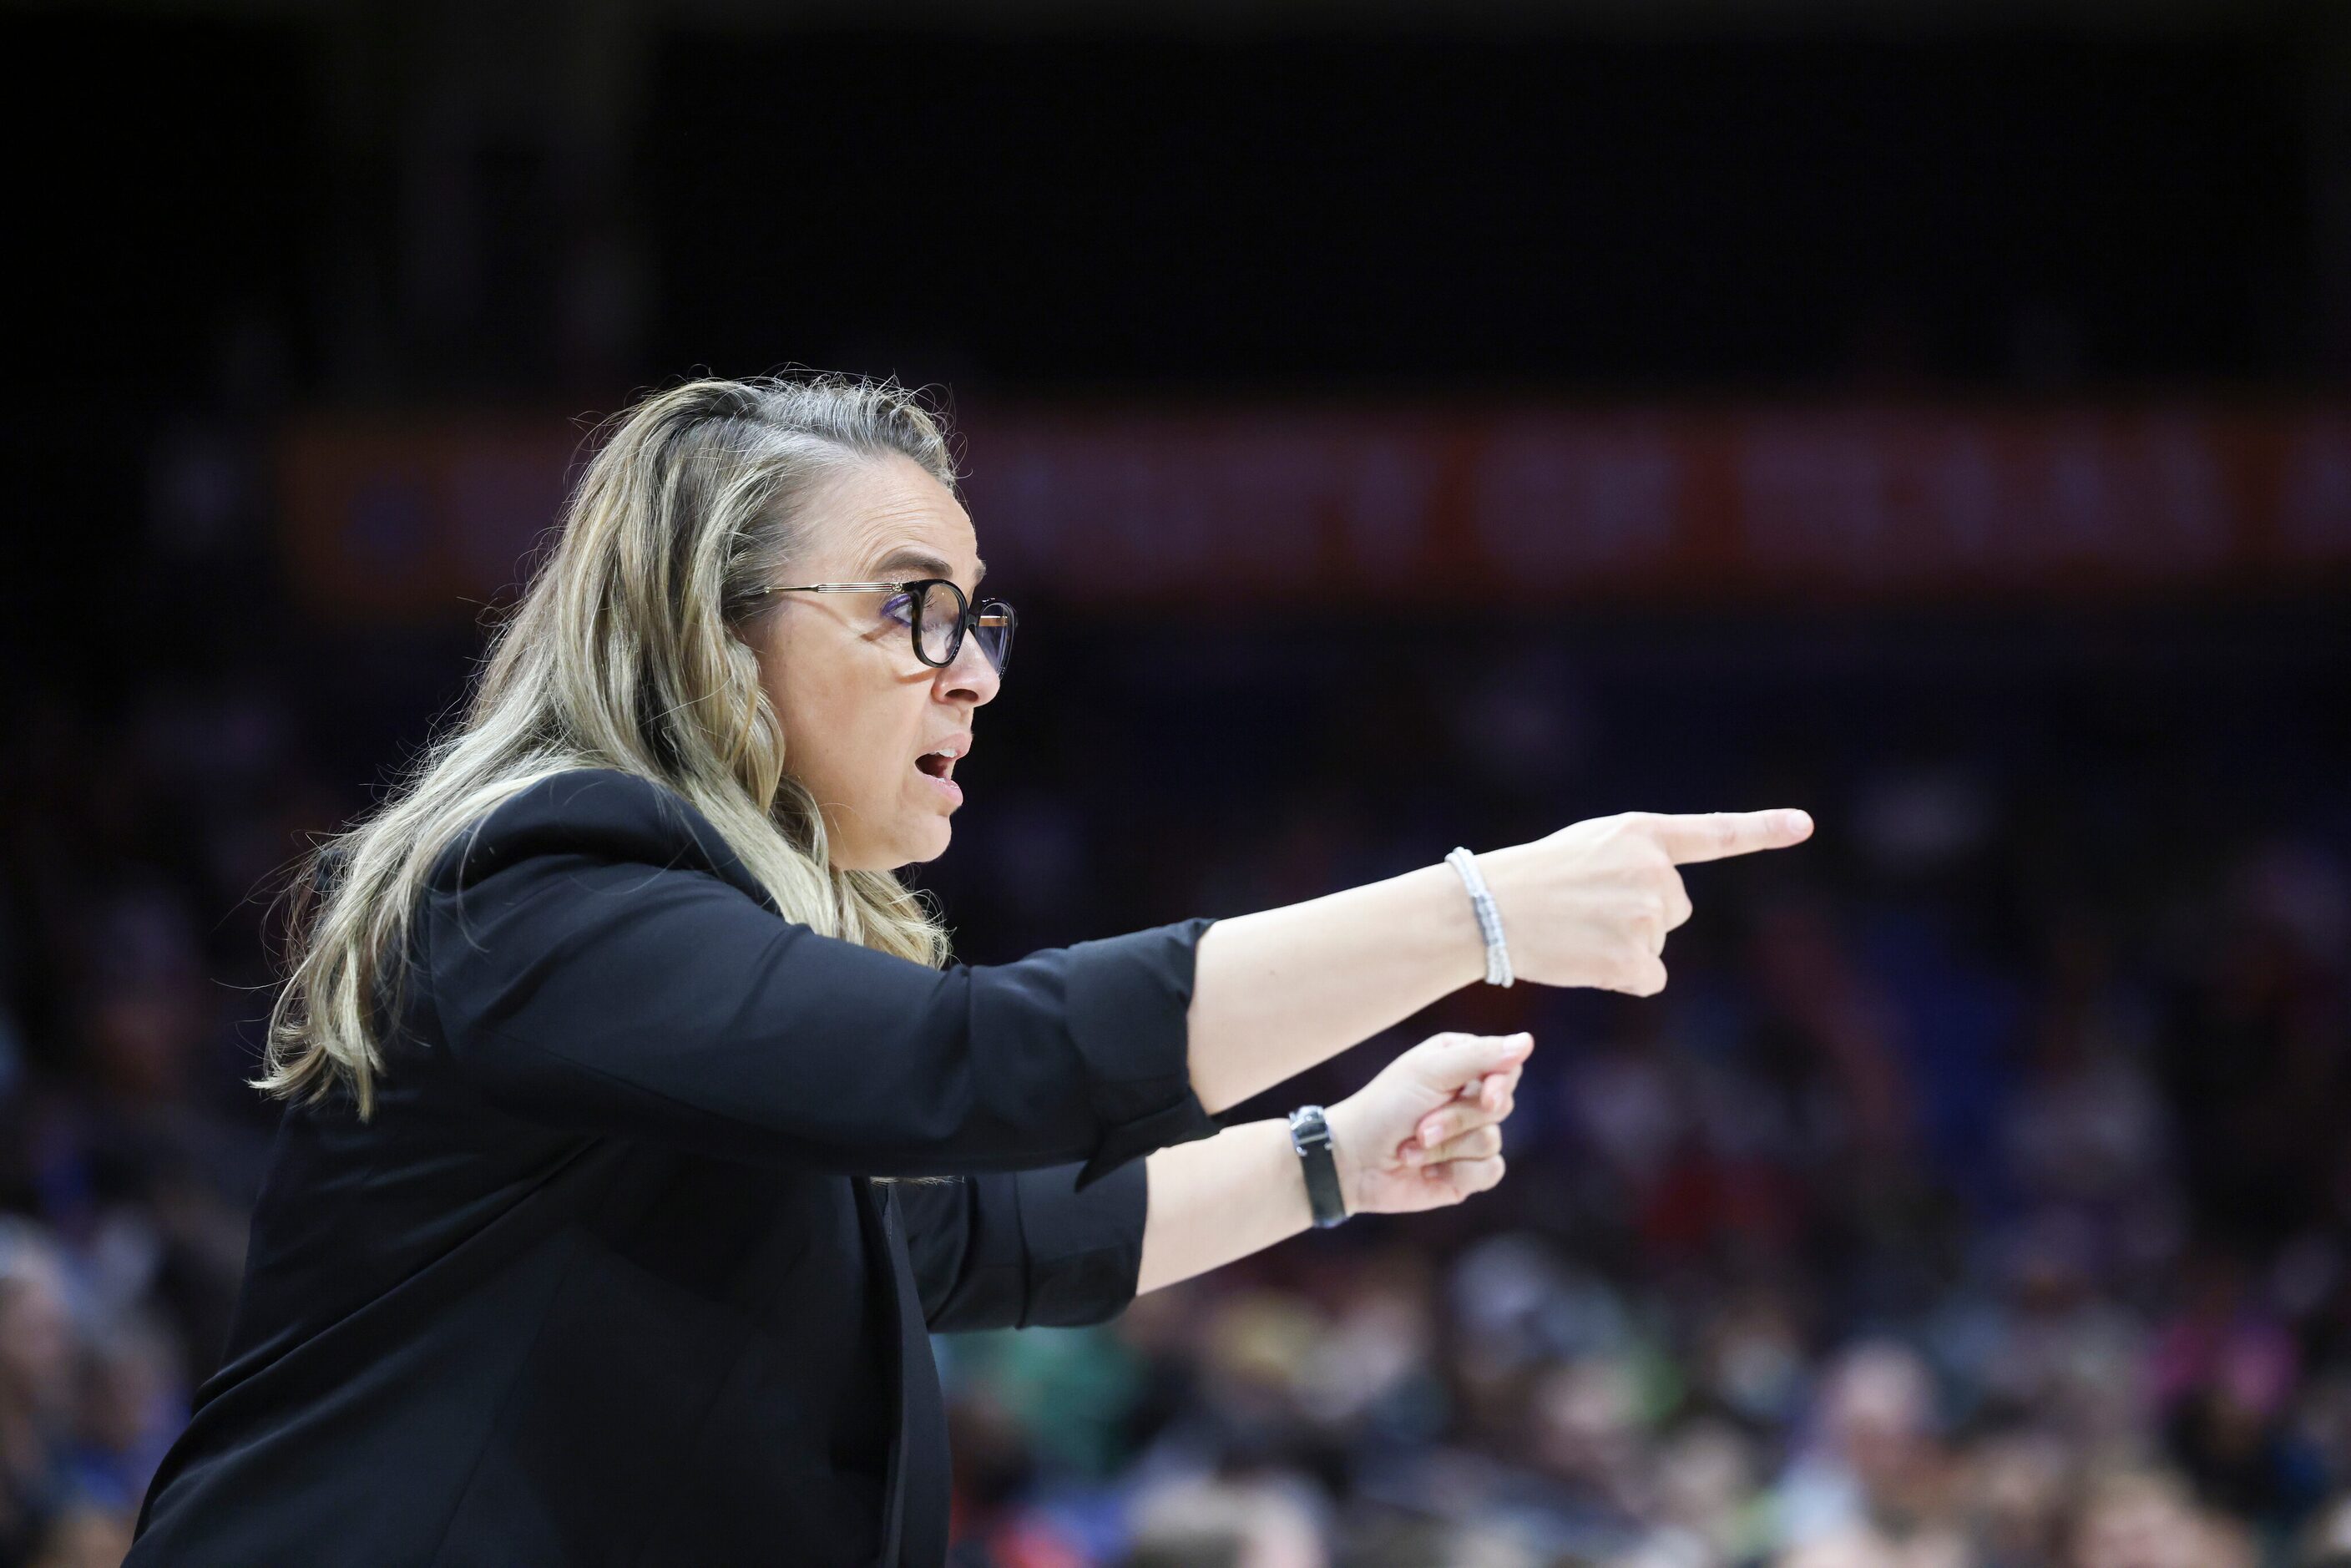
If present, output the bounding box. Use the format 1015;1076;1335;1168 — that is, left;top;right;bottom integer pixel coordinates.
255;375;956;1116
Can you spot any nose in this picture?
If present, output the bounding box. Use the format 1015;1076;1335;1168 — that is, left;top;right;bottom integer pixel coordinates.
937;627;1001;707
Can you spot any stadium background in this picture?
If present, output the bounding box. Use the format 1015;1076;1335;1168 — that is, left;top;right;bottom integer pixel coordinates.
4;2;2350;1564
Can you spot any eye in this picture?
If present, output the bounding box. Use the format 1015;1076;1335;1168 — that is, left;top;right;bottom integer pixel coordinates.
879;592;916;626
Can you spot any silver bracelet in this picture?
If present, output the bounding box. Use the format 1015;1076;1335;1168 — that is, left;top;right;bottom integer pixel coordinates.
1444;847;1514;987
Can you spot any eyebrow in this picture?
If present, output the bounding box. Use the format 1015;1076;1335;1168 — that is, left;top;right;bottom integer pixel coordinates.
870;548;986;589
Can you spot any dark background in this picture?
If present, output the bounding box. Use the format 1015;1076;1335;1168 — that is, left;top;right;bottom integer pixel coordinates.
3;3;2348;1565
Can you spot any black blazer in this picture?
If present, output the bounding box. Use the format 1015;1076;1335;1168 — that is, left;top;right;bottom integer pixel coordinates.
129;769;1220;1566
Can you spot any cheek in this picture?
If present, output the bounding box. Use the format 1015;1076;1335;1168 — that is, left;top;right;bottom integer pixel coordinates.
770;640;924;802
769;640;864;785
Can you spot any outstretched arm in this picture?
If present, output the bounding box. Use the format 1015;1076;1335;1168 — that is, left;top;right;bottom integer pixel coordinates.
1181;809;1811;1115
427;772;1804;1185
1137;1031;1534;1294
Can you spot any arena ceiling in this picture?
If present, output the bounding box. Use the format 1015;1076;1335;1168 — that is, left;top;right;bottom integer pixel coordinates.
0;0;2313;31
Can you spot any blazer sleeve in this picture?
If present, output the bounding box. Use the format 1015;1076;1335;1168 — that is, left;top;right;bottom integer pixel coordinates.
418;822;1218;1186
896;1162;1150;1333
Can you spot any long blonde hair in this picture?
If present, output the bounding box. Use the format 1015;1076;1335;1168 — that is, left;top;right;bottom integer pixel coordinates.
255;375;956;1117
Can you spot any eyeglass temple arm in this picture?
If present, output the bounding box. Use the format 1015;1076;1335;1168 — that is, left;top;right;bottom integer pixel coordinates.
742;584;1011;626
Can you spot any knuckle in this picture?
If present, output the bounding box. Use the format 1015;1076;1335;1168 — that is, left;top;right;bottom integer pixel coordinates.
1620;955;1663;994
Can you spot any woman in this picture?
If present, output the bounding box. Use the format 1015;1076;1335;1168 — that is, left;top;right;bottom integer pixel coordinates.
127;376;1809;1566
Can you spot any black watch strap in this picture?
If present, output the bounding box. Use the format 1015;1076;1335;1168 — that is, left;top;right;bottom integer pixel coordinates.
1288;1105;1348;1228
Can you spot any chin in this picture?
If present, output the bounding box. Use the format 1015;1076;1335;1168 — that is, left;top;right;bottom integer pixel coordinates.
890;822;953;869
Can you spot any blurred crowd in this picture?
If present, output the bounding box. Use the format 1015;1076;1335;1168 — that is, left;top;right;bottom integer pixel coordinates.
2;404;2348;1568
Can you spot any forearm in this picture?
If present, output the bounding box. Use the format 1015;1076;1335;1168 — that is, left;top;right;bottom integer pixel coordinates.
1135;1120;1312;1294
1184;863;1484;1114
1175;807;1813;1119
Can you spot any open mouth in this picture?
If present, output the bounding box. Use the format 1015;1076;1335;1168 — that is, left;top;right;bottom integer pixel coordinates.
915;750;956;782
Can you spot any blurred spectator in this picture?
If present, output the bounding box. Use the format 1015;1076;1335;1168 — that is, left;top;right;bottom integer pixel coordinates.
2065;1469;2252;1568
1120;1478;1326;1568
0;1226;74;1565
1773;1343;1953;1552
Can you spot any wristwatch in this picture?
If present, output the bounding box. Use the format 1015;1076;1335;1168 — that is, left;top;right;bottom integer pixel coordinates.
1288;1105;1348;1228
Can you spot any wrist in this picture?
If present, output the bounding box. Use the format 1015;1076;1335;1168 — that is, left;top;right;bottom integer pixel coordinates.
1322;1098;1373;1215
1287;1105;1351;1227
1408;862;1493;992
1444;847;1515;987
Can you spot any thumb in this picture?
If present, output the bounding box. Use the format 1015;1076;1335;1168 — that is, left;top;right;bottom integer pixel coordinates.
1416;1031;1534;1090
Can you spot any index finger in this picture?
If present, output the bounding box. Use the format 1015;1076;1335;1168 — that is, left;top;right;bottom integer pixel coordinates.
1636;809;1814;865
1454;1070;1517;1107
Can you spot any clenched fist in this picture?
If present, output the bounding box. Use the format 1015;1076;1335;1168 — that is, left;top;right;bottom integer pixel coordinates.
1326;1031;1532;1215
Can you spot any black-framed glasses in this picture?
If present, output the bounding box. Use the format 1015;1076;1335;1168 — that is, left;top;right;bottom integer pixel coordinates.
746;578;1016;676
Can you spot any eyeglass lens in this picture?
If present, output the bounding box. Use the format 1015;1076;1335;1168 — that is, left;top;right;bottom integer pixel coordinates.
913;582;1014;674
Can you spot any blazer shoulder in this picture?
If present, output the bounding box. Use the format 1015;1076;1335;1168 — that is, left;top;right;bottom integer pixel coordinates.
423;768;761;906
